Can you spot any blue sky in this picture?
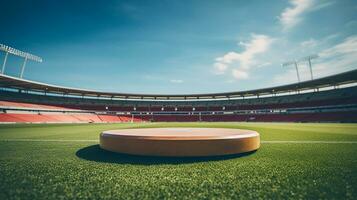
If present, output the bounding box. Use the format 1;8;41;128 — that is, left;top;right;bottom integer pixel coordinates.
0;0;356;94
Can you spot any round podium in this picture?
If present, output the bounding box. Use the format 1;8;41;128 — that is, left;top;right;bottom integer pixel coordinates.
100;128;260;157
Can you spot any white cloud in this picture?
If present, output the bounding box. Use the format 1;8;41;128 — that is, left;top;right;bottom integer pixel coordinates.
213;62;228;74
311;0;335;11
213;34;274;79
256;62;272;68
300;38;318;48
319;35;357;58
279;0;314;31
215;51;239;64
216;34;273;69
298;34;341;54
232;69;249;80
279;0;335;31
170;79;183;84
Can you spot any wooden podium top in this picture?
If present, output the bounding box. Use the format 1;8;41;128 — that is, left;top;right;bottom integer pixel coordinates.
101;128;259;140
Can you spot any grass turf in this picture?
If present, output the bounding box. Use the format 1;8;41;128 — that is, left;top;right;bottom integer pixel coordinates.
0;122;357;199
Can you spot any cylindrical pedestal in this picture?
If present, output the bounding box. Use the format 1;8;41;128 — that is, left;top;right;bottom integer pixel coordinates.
100;128;260;157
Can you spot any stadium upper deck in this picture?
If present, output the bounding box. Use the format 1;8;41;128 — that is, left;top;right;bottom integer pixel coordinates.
0;69;356;101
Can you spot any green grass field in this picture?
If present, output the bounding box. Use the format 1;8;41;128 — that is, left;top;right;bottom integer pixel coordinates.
1;122;357;199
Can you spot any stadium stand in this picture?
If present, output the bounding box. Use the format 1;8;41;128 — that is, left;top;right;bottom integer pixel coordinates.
0;112;140;123
0;70;356;123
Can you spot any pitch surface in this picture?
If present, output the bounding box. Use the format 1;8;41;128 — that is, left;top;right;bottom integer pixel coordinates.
0;122;357;199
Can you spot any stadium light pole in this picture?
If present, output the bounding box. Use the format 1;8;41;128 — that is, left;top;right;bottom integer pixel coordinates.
20;56;28;78
1;52;8;74
299;54;319;80
282;60;301;82
0;43;43;78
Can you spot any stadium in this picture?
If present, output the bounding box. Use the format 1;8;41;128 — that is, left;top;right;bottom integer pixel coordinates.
1;69;357;123
1;1;357;199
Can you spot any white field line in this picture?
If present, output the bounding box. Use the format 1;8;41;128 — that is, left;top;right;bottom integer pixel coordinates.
0;139;98;142
0;139;357;144
261;141;357;144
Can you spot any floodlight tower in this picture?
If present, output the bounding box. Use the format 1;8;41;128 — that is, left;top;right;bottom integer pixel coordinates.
0;45;8;74
299;54;318;80
0;43;43;78
282;60;301;82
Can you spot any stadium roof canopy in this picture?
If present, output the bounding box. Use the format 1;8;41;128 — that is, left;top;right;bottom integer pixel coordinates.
0;69;356;100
